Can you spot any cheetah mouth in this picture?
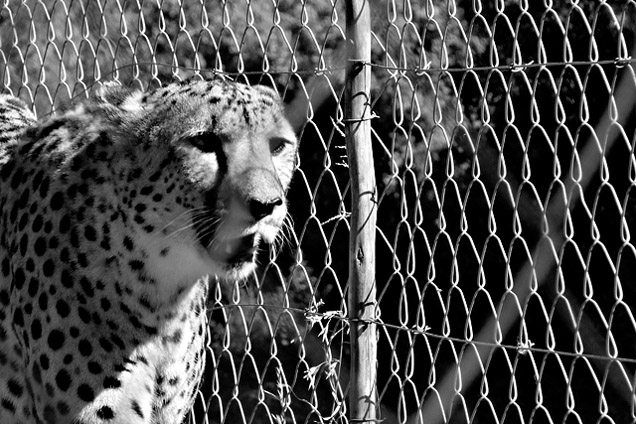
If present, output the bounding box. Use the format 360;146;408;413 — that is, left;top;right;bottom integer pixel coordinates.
208;233;260;265
192;211;261;267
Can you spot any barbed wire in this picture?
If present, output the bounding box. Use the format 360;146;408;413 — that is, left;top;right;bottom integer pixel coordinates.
369;56;636;73
209;303;636;366
30;54;636;96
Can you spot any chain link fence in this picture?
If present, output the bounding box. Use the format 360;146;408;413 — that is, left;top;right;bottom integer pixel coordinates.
2;0;636;423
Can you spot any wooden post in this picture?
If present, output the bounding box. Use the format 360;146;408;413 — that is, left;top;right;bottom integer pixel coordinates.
345;0;377;422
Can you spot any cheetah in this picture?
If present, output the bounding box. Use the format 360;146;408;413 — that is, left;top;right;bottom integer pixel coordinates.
0;79;298;423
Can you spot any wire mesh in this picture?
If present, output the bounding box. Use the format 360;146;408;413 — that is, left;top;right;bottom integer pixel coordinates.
2;1;636;423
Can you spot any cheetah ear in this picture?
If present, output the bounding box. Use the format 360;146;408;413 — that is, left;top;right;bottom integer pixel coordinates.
96;82;143;112
96;82;135;107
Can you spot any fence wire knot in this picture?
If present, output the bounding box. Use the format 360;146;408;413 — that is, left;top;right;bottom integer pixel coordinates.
342;112;379;123
614;56;632;67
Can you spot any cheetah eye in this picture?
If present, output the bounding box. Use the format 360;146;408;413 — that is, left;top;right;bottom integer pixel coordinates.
270;137;289;156
189;133;220;154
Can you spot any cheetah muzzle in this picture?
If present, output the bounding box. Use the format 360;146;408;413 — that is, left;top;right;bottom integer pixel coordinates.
0;79;298;424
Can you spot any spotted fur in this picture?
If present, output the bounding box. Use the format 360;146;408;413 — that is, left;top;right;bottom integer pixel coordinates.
0;94;36;144
0;79;298;423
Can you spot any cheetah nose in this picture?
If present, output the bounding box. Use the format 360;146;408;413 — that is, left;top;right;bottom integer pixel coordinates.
249;197;283;221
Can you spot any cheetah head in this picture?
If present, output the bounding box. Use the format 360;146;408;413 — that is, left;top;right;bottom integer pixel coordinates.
105;80;298;282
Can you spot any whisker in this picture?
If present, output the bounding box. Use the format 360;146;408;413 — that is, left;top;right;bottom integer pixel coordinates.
155;206;209;235
163;222;198;239
193;216;222;246
155;210;192;235
266;214;293;260
160;207;216;240
206;219;231;247
197;224;220;245
278;214;295;251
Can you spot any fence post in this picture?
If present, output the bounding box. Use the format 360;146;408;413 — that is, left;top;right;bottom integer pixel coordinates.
345;0;377;423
